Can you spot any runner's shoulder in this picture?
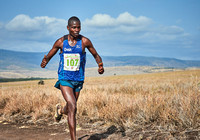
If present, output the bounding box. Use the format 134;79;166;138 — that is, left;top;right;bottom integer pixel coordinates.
54;37;64;48
81;35;92;46
57;36;64;43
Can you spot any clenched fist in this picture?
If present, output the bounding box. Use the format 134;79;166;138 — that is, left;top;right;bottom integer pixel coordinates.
40;55;49;68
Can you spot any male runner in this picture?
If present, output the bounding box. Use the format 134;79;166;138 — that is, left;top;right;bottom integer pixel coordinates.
40;16;104;140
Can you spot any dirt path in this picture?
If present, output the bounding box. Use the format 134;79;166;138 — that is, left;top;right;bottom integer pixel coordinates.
0;122;94;140
0;121;126;140
0;121;199;140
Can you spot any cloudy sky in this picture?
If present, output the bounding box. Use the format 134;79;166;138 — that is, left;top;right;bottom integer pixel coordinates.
0;0;199;60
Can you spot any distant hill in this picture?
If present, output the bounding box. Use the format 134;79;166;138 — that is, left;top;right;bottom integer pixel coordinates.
0;49;200;71
0;49;58;70
99;56;200;68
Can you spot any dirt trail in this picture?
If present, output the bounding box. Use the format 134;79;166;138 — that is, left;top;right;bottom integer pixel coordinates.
0;121;124;140
0;121;199;140
0;122;98;140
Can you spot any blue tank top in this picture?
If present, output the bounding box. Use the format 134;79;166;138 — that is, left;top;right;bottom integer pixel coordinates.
58;35;86;81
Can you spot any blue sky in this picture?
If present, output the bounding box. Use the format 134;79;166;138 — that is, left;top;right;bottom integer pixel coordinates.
0;0;199;60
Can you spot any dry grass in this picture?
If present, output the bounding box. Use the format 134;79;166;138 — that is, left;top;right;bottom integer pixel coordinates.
0;69;200;132
0;80;62;123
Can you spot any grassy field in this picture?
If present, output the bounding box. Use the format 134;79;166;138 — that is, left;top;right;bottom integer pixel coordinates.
0;69;200;134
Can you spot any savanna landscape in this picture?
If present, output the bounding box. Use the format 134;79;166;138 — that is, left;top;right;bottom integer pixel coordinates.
0;69;200;140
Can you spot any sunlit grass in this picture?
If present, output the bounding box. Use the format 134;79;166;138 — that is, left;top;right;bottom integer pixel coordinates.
0;69;200;131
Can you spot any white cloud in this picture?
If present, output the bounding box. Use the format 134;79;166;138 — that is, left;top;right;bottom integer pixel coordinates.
158;25;184;35
0;12;194;58
5;14;67;37
6;14;41;31
83;12;152;33
84;14;115;27
0;14;69;52
116;12;151;26
83;13;188;45
83;12;189;42
139;25;189;44
84;12;152;27
4;13;186;43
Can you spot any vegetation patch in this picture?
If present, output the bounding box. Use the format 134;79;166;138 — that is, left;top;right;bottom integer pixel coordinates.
0;78;52;83
0;70;200;139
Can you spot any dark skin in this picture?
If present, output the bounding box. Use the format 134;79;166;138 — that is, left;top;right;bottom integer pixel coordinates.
41;20;104;140
40;21;104;73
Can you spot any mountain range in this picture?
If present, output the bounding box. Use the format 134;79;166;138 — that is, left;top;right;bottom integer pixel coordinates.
1;49;200;71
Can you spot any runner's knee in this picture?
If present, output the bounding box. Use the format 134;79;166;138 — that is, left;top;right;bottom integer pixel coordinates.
67;102;77;113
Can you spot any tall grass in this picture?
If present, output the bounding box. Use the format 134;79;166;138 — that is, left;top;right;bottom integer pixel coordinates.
0;70;200;131
0;80;62;122
78;70;200;131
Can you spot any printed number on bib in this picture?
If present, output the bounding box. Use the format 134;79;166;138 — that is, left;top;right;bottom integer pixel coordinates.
64;53;80;71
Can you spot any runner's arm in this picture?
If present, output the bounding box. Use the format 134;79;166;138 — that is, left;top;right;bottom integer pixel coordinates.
40;37;63;68
83;37;104;74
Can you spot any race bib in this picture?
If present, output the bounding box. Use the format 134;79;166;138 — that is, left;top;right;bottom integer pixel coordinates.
64;53;80;71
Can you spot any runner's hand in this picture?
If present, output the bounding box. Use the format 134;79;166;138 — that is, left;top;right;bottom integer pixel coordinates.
40;55;49;68
98;66;104;74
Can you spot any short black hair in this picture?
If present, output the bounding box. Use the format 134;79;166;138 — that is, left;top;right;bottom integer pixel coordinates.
68;16;81;26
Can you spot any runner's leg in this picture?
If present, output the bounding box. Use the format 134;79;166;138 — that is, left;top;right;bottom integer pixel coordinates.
60;91;80;115
74;91;80;101
60;85;77;140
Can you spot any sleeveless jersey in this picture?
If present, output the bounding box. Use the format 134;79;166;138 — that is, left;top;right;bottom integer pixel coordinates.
57;35;86;81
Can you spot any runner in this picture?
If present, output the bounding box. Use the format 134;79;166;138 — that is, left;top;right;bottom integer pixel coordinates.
40;16;104;140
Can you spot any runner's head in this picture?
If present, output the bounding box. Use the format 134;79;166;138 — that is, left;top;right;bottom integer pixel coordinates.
67;16;81;38
68;16;81;26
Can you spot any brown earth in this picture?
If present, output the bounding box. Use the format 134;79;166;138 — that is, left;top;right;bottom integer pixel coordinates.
0;121;123;140
0;120;199;140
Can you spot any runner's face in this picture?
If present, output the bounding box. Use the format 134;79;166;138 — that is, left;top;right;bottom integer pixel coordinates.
68;21;81;38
